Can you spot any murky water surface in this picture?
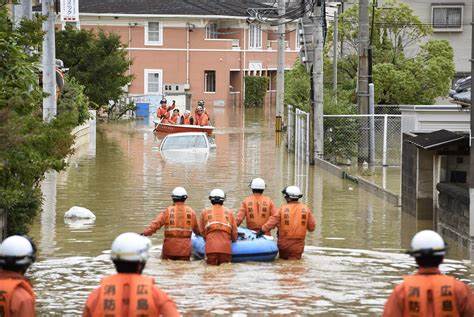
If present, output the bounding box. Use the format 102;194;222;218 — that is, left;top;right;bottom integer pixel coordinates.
30;105;472;315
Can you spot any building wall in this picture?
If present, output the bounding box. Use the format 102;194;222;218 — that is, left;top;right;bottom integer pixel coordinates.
80;16;299;108
397;0;472;75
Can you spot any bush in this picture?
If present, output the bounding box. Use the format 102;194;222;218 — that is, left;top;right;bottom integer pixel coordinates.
284;59;311;112
244;76;269;107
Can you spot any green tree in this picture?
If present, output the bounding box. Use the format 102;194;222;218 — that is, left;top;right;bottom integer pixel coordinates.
284;60;311;112
325;0;454;105
244;76;269;107
0;7;89;235
56;27;132;108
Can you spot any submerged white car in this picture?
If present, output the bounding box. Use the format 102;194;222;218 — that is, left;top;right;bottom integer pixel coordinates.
159;132;215;163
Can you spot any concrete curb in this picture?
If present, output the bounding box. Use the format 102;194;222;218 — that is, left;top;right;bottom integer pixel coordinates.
315;158;401;207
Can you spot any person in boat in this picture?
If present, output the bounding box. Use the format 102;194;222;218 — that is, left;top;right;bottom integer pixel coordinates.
180;110;193;125
142;187;200;261
257;186;315;260
168;109;180;124
383;230;474;316
194;100;210;126
83;232;180;317
0;235;36;317
200;189;238;265
236;178;276;236
156;98;175;121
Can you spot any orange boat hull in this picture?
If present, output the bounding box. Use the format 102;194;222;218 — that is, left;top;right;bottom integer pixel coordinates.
154;123;214;136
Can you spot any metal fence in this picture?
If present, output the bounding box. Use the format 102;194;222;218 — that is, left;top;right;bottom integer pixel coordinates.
323;114;402;166
287;105;310;162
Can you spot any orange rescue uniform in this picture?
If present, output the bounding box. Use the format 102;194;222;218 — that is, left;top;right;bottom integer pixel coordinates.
168;115;179;124
194;112;209;126
181;116;191;125
143;203;200;260
200;205;238;265
383;267;474;317
156;104;175;119
83;273;179;317
0;270;35;317
236;194;276;234
261;201;316;260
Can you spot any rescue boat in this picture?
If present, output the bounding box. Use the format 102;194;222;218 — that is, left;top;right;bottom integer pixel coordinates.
153;121;214;136
191;227;279;262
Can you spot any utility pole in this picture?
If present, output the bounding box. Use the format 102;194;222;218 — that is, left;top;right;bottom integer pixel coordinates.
358;0;370;163
313;1;324;160
42;0;57;123
276;0;285;132
333;6;338;98
469;1;474;261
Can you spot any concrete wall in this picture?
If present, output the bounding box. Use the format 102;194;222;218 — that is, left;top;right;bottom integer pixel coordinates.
437;183;470;247
402;134;418;217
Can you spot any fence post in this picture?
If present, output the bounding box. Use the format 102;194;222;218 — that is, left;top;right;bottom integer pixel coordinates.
382;114;388;166
306;112;310;162
369;84;375;165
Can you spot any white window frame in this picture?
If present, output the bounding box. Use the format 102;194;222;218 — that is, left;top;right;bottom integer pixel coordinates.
205;23;218;39
431;5;463;32
144;69;163;95
204;70;216;93
249;24;262;49
145;21;163;45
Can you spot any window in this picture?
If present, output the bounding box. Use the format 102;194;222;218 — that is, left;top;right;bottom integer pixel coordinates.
145;21;163;45
206;23;218;39
432;5;463;31
249;24;262;49
161;135;208;150
144;69;162;94
204;71;216;93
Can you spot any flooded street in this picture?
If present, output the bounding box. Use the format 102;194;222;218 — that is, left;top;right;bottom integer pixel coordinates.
30;106;472;315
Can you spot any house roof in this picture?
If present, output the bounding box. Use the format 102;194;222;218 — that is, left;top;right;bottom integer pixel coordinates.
73;0;268;17
407;129;468;150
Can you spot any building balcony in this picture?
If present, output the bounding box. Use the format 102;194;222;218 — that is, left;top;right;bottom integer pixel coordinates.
204;38;240;50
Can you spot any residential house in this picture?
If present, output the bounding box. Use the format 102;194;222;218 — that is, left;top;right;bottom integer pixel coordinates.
75;0;299;111
397;0;472;77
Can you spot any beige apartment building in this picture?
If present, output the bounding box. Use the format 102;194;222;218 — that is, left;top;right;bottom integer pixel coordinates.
76;0;299;109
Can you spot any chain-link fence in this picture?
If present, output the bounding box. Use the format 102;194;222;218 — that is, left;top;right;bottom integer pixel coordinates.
323;114;402;166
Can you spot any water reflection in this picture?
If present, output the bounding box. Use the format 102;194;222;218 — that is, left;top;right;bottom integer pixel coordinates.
30;105;472;315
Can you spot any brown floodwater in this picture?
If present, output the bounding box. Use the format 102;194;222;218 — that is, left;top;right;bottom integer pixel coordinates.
29;105;472;316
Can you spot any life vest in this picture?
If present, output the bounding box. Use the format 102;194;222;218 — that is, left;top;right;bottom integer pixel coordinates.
164;205;193;238
0;278;35;317
402;274;459;317
169;115;179;124
156;106;168;118
242;195;273;230
203;205;232;234
195;112;209;126
93;274;158;317
278;203;310;239
182;116;191;125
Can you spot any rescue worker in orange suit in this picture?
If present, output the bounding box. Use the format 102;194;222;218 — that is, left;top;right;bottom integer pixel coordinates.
168;109;180;124
257;185;316;260
200;189;238;265
236;178;276;235
142;187;200;261
0;235;36;317
194;100;210;126
156;98;175;121
83;232;180;317
180;110;193;125
383;230;474;317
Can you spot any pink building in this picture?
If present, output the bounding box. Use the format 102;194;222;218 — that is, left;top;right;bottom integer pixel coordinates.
77;0;299;109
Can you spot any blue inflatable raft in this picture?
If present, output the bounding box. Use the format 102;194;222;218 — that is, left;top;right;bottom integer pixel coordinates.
192;227;278;262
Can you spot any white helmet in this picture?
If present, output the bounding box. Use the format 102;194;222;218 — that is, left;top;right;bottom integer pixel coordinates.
0;235;36;266
111;233;151;262
209;188;226;204
282;185;303;200
184;110;191;115
409;230;446;257
250;178;266;190
171;186;188;200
